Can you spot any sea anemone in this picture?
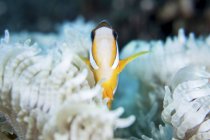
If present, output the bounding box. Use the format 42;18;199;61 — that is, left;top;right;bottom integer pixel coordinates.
162;65;210;140
114;29;210;139
0;19;135;140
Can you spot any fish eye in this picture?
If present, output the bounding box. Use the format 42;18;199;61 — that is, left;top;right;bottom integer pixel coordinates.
91;31;95;41
113;30;118;40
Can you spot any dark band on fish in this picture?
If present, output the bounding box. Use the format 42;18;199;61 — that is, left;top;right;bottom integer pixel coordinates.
95;20;112;30
112;30;118;40
91;31;95;41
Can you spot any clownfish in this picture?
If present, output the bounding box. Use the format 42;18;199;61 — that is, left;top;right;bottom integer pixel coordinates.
82;21;148;108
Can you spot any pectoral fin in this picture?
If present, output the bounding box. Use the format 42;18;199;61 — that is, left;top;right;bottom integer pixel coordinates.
80;56;91;67
117;51;149;73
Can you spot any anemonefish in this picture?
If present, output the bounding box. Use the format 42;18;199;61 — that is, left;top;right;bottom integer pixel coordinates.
82;21;148;108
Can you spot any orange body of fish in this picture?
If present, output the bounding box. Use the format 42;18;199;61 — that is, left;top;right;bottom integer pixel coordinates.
83;21;148;108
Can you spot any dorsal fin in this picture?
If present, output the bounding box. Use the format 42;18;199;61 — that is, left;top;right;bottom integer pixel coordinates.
96;20;112;29
92;20;112;33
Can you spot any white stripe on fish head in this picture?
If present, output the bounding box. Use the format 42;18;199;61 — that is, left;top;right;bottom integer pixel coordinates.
111;42;119;69
89;45;99;70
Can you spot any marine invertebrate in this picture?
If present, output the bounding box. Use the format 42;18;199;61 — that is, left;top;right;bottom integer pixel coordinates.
162;65;210;139
121;29;210;90
0;20;135;140
114;29;210;139
11;17;95;57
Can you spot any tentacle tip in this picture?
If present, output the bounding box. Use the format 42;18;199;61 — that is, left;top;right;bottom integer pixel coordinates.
128;115;136;123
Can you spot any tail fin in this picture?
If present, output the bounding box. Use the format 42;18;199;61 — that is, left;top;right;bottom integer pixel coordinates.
107;100;113;109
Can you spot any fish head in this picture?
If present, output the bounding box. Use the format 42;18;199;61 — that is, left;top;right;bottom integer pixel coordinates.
89;20;119;70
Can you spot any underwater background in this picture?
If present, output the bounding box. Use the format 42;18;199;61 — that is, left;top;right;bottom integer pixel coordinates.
0;0;210;140
0;0;209;48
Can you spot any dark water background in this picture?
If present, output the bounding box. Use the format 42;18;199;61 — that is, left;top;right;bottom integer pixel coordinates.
0;0;209;49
